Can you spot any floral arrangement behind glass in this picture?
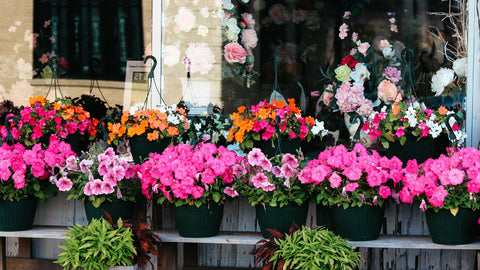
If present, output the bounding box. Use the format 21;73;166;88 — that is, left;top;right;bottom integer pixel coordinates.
399;147;480;216
33;19;69;78
319;12;408;120
222;0;258;86
140;143;241;207
228;99;327;151
0;139;75;202
1;96;98;148
53;143;141;208
232;148;310;207
300;144;404;209
186;105;232;146
106;103;189;146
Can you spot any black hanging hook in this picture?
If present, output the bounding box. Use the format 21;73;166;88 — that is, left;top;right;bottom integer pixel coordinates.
144;55;157;79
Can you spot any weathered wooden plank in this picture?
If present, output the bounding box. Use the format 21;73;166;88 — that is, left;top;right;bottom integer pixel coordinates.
219;200;239;267
5;257;62;270
420;249;441;269
235;197;257;267
17;238;30;258
34;193;76;226
32;239;65;260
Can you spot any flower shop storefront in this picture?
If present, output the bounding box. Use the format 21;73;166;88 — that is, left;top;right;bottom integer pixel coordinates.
0;0;480;270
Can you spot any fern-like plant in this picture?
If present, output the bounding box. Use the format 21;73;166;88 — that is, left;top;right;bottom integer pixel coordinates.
271;226;363;270
251;225;363;270
55;218;136;270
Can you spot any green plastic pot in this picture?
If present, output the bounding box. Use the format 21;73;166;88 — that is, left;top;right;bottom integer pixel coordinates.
426;208;479;245
128;134;173;164
84;200;135;222
331;205;384;241
0;196;38;231
383;134;436;164
255;203;308;238
253;136;300;158
173;202;224;237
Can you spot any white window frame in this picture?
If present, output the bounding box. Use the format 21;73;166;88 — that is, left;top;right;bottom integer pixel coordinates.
151;0;480;147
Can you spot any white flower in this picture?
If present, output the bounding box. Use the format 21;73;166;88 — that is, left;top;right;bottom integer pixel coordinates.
163;45;181;67
200;7;210;18
350;63;370;86
174;7;196;33
427;120;442;138
8;26;16;33
197;25;209;37
223;17;241;42
311;120;328;136
431;68;456;96
222;0;234;10
452;57;467;77
129;103;144;115
382;46;394;59
167;114;180;125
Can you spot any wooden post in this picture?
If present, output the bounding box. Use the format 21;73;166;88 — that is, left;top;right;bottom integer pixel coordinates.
0;237;5;270
17;238;31;258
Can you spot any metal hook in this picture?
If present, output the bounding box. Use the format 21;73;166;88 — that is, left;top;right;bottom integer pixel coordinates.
48;56;61;72
99;116;114;142
144;55;157;79
445;114;462;142
4;116;18;145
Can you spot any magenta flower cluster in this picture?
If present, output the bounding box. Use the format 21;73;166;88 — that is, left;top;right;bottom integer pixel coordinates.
57;147;139;198
0;139;74;191
399;147;480;210
140;143;241;203
300;144;404;206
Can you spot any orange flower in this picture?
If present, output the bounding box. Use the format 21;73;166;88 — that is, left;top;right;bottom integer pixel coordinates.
127;127;136;137
237;106;246;114
52;102;61;111
231;112;240;121
147;130;159;141
438;106;448;115
258;108;267;119
305;116;315;126
167;126;179;136
235;129;245;143
29;96;46;106
392;103;400;115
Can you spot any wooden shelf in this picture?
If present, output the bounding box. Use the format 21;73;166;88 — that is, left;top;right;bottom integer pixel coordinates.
1;226;480;251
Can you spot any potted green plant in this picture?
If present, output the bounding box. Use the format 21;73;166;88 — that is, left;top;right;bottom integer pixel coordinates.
251;225;363;270
399;147;480;245
55;218;137;270
105;212;161;269
186;106;232;147
233;148;311;237
300;143;403;241
140;142;240;237
228;99;327;156
0;138;74;231
52;143;141;222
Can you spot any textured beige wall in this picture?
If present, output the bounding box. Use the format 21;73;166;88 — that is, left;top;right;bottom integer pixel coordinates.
0;0;152;107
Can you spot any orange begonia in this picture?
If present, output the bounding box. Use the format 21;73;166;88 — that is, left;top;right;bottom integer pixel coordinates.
147;130;159;141
167;126;179;136
392;103;400;115
438;106;448;115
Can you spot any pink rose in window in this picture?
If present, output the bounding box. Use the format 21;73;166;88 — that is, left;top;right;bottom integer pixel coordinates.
224;42;247;64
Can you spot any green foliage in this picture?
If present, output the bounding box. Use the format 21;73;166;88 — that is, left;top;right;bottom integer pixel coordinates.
55;218;136;270
271;226;363;270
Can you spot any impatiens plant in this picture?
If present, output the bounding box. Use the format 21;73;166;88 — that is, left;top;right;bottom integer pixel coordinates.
363;101;465;148
0;139;75;202
301;144;404;208
233;148;310;207
228;99;327;151
140;143;241;207
1;96;98;147
53;143;141;207
107;103;189;146
399;147;480;212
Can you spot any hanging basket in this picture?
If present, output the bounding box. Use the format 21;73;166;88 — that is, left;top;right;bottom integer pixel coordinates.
84;200;135;223
331;205;384;241
173;202;224;237
0;196;38;231
383;134;437;164
255;203;309;238
128;134;173;164
426;208;479;245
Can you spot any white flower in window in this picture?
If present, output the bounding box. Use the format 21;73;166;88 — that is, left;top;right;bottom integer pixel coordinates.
197;25;209;37
350;63;370;86
174;7;196;33
452;57;467;77
431;68;456;96
222;0;234;10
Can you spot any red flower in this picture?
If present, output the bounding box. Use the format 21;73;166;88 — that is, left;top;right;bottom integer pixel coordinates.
340;55;359;68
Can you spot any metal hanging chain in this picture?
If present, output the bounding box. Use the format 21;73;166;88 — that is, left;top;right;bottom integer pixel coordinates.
273;53;280;100
89;58;109;106
179;57;198;106
45;56;65;100
143;55;166;110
